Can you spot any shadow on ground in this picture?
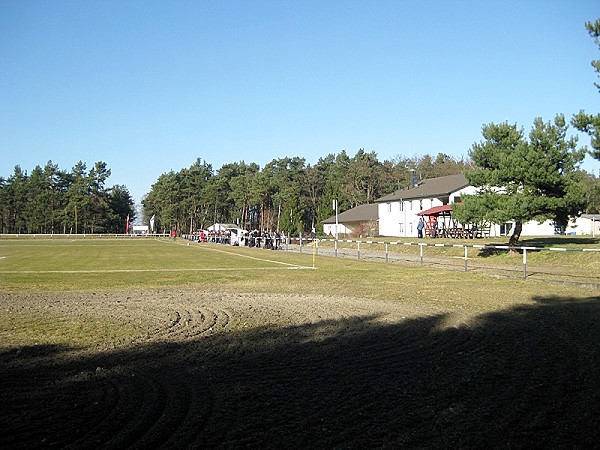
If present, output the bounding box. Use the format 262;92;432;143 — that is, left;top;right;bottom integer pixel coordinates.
2;295;600;449
518;236;599;247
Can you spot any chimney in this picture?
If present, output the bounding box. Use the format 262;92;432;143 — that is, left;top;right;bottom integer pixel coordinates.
411;169;419;188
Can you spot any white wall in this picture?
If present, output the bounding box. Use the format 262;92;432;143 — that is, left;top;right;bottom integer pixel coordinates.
323;223;352;236
569;217;600;236
451;185;477;202
490;217;599;237
379;197;459;238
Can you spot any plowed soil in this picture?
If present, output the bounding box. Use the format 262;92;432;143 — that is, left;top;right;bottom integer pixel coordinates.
1;289;600;448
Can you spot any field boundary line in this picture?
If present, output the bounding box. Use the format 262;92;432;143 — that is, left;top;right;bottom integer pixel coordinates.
0;266;314;274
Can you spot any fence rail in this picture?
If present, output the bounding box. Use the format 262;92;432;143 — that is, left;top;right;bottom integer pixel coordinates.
0;233;169;239
288;237;599;284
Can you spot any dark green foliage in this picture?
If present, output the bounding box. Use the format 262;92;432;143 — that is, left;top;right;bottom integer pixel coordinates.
572;19;600;160
0;160;134;234
141;151;472;235
453;116;586;245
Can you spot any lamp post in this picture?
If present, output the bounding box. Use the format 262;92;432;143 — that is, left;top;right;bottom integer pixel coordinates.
333;199;339;240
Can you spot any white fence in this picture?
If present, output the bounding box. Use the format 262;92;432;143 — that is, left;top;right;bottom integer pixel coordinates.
288;237;599;283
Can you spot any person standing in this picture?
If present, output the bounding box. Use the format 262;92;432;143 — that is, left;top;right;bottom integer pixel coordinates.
417;218;425;238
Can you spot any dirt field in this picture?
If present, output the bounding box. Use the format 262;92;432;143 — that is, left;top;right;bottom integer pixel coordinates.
2;288;600;449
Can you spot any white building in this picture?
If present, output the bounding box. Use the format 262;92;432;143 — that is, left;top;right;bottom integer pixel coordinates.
131;225;149;235
322;203;379;237
376;173;476;237
568;214;600;237
374;173;598;238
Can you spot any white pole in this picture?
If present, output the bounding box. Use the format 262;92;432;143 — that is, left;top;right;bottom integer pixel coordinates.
334;199;339;240
403;198;406;238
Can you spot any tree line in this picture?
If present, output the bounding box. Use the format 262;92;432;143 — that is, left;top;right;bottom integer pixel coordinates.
0;160;135;234
1;148;597;237
141;151;473;235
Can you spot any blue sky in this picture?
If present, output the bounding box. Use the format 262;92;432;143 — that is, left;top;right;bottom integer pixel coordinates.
1;1;599;204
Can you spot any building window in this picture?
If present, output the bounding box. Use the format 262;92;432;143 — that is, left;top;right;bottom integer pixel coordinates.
387;202;391;213
500;223;511;236
399;201;403;212
399;223;404;234
419;200;423;210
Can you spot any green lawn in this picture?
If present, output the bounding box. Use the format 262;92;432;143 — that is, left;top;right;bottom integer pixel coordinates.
0;237;316;291
0;236;596;307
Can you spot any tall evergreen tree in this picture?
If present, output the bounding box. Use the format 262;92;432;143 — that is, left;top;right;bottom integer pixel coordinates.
572;19;600;160
453;115;586;245
106;185;135;233
87;161;112;233
0;176;7;233
6;166;28;234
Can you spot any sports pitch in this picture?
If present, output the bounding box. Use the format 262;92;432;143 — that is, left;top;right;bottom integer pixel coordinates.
0;237;317;291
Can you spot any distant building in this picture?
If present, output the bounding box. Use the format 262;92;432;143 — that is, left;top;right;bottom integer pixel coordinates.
207;223;239;232
132;225;149;235
322;203;379;237
376;173;475;237
371;173;597;238
571;214;600;237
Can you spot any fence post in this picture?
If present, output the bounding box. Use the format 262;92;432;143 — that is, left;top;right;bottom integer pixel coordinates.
523;248;527;279
385;242;389;263
420;244;424;266
299;235;303;253
357;241;361;260
464;246;468;272
335;239;338;257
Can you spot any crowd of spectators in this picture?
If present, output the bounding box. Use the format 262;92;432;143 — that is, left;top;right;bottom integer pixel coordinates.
185;228;287;249
245;229;286;250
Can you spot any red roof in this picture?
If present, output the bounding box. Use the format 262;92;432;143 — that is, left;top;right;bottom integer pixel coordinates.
417;205;453;216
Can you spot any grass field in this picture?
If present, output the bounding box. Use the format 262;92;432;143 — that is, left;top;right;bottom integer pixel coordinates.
1;236;600;447
0;234;597;295
0;237;316;291
0;235;598;296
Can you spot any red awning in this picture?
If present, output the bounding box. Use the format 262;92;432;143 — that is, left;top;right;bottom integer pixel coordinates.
416;205;453;216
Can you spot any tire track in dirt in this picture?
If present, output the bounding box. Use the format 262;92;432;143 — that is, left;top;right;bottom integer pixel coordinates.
149;306;232;340
2;290;444;448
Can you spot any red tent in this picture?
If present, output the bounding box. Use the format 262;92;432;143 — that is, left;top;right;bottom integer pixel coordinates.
416;205;455;237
